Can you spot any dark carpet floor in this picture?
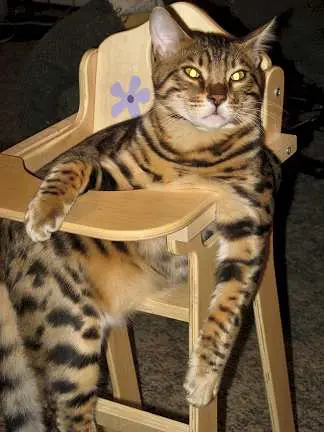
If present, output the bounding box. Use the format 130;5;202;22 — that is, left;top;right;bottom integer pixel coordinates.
0;34;323;432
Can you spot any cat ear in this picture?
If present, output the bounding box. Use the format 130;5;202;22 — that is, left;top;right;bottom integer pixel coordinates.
149;7;191;58
240;18;276;63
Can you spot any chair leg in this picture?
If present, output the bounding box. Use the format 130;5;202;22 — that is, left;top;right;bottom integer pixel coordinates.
170;234;218;432
253;233;295;432
106;326;142;405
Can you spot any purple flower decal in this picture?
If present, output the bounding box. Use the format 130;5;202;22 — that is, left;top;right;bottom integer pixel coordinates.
111;75;150;118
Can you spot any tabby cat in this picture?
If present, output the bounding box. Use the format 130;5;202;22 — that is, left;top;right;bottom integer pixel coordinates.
0;7;280;431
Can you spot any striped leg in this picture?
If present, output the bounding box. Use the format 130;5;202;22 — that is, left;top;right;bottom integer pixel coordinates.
45;309;102;431
184;228;267;407
0;283;45;432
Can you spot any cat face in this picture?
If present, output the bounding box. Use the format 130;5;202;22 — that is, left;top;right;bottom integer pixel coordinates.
150;8;274;131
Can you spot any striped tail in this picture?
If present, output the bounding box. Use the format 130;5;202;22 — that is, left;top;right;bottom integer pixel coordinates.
0;282;45;432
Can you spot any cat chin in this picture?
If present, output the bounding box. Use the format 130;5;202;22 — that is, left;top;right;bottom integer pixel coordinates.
194;118;236;132
187;110;236;132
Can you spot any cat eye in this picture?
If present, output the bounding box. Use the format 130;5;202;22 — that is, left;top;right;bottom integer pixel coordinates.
230;70;246;82
184;67;201;80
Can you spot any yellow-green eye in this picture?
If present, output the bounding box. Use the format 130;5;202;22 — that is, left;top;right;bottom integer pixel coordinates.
230;70;246;81
184;67;201;79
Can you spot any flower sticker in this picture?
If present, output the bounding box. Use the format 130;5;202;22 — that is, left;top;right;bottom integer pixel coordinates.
110;75;150;118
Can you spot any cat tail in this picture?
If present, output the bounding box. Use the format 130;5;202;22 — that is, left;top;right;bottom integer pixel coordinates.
0;281;45;432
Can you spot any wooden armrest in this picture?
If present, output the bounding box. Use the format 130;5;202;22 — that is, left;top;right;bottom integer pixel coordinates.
4;115;90;172
0;155;215;241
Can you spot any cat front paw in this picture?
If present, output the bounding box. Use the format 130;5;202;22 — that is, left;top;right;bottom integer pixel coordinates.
184;357;220;407
25;195;66;242
184;339;227;407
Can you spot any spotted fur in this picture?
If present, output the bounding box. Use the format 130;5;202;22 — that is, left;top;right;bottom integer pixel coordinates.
0;7;280;430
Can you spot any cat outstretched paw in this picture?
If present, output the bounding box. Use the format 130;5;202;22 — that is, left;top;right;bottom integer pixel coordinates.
25;195;67;242
184;339;228;407
184;357;221;407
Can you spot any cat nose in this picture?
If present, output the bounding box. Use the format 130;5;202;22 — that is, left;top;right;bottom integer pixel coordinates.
208;94;226;106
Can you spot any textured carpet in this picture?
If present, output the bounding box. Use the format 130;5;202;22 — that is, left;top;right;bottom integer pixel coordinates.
0;27;323;432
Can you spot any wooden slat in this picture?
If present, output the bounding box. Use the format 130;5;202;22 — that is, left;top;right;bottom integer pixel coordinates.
96;398;188;432
139;284;189;322
106;327;142;404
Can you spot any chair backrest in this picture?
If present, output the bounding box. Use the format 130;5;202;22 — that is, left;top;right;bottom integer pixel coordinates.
91;2;228;133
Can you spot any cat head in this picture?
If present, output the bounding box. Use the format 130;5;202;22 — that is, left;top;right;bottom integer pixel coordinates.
149;7;275;131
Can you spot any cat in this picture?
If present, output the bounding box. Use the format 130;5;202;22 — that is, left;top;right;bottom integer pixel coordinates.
0;6;280;431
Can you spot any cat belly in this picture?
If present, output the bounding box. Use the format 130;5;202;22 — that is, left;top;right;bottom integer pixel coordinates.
84;237;188;321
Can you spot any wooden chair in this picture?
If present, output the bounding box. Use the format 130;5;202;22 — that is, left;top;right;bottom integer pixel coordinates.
0;3;297;431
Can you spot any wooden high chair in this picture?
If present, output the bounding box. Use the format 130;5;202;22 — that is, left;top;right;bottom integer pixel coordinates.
0;3;297;431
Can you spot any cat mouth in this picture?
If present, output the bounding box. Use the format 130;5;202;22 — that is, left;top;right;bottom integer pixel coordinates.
203;112;226;121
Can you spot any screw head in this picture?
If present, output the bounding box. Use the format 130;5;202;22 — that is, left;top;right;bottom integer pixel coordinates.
274;88;281;96
286;146;292;155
